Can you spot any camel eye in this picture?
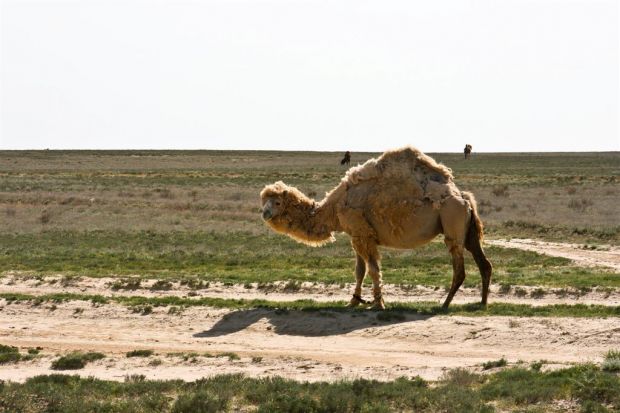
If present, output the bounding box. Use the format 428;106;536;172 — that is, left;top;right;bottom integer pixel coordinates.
275;201;281;206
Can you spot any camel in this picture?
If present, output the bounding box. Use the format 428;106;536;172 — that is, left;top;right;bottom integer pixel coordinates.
260;146;492;309
340;151;351;166
464;144;473;159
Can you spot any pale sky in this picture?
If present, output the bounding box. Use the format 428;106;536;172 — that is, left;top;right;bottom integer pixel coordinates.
1;0;618;152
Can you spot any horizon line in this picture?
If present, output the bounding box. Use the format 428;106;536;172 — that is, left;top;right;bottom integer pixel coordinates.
0;148;618;154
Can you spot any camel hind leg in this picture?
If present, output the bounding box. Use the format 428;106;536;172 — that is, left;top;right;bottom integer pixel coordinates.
439;198;470;308
465;216;492;306
443;240;466;308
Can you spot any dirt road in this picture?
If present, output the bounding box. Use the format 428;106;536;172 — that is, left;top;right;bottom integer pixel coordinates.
1;299;618;383
487;238;620;271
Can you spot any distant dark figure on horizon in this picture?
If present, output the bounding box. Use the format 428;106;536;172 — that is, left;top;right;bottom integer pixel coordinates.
464;144;473;160
340;151;351;166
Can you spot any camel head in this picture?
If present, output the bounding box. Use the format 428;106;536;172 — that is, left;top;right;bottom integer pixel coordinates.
260;181;286;222
260;181;335;246
260;181;312;223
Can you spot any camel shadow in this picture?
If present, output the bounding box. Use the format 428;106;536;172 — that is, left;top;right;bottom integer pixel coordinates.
193;307;434;338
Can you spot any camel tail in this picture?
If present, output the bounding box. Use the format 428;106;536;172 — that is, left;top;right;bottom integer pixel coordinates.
461;191;483;241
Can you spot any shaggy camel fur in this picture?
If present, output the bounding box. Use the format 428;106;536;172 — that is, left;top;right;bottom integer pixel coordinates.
260;146;492;309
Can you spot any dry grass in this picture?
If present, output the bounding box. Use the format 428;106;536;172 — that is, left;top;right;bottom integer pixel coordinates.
567;198;594;212
0;150;618;243
491;185;509;197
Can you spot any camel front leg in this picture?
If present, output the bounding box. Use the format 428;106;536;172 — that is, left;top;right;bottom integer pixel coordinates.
351;237;385;310
338;207;383;309
347;254;367;307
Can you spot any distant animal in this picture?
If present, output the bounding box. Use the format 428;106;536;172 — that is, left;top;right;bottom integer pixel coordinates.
260;146;492;309
340;151;351;166
464;144;473;159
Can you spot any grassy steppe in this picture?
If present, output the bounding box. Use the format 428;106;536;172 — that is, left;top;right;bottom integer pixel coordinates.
0;150;619;412
0;365;619;413
0;150;618;241
1;150;618;290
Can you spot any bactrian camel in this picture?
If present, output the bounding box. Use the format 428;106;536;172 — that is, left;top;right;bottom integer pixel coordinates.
464;144;473;160
260;146;492;309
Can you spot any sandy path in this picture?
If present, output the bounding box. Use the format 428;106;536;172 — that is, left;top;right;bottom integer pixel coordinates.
487;238;620;271
0;300;618;383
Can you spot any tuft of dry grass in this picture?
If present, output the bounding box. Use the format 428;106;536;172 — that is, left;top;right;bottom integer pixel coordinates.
568;198;593;212
39;209;51;224
492;185;509;197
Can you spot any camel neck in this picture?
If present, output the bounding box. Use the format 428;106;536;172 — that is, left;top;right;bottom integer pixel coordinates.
312;198;341;233
279;195;340;246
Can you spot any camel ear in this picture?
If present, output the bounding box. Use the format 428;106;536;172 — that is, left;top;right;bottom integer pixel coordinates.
282;190;288;197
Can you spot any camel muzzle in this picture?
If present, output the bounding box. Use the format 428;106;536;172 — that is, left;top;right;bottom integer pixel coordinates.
262;209;272;220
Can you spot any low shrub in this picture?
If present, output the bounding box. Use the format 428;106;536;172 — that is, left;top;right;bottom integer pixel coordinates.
126;349;154;358
602;349;620;373
482;357;507;370
51;352;105;370
0;344;21;364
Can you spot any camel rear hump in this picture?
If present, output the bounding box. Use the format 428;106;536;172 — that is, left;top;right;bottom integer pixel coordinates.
343;146;453;187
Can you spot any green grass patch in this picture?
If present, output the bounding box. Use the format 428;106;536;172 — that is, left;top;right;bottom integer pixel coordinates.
2;292;619;318
51;352;105;370
482;357;508;370
0;344;21;364
602;349;620;373
0;364;619;412
1;230;618;290
218;352;241;361
126;349;154;358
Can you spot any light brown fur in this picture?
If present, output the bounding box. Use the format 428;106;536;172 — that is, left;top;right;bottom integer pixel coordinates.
260;146;492;308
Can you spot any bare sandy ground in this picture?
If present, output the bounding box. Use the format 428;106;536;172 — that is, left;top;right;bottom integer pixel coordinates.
0;301;618;383
0;238;618;383
487;238;620;271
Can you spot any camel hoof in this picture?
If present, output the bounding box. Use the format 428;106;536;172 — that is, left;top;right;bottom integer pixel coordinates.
347;294;365;308
347;299;361;308
371;297;385;310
